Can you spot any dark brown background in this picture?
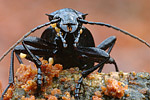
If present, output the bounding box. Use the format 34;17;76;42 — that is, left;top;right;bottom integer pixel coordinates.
0;0;150;89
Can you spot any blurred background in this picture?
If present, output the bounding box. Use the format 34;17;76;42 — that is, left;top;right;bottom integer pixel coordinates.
0;0;150;89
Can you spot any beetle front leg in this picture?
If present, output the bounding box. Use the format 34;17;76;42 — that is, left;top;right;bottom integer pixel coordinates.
22;42;43;94
14;36;56;61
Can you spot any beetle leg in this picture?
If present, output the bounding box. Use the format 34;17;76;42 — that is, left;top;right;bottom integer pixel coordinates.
97;36;119;72
75;58;109;99
22;41;43;94
75;46;110;99
1;50;15;100
75;77;83;100
23;36;56;50
15;52;23;64
17;36;57;60
75;57;117;99
98;58;118;73
97;36;116;52
14;45;54;61
14;36;54;64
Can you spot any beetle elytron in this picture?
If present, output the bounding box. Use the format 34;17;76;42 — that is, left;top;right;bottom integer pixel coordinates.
1;8;150;100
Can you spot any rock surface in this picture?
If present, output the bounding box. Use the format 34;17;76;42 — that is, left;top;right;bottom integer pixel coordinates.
1;59;150;100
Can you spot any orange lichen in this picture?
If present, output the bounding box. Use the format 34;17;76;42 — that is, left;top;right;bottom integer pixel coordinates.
70;85;75;91
15;58;63;94
92;96;103;100
40;58;63;85
21;95;36;100
94;91;102;98
3;87;13;100
60;77;68;82
47;95;58;100
92;91;103;100
87;73;95;80
48;64;63;78
132;71;136;76
60;77;71;82
101;86;106;91
102;78;128;99
62;92;75;100
126;93;130;97
2;58;69;100
21;95;58;100
15;64;37;87
129;81;140;85
51;88;62;96
15;64;37;94
64;92;71;97
21;80;37;92
69;68;76;74
62;96;71;100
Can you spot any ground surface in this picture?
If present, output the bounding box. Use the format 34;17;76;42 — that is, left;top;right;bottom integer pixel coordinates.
1;59;150;100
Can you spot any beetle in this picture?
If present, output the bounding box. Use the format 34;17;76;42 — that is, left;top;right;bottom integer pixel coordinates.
1;8;150;100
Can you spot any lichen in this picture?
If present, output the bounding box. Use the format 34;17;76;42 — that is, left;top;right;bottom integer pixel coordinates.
1;59;150;100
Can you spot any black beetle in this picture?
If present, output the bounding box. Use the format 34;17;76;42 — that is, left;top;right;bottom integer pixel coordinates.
1;8;150;100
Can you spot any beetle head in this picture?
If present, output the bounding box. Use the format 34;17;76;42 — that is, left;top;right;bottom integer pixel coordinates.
55;12;79;33
46;8;87;33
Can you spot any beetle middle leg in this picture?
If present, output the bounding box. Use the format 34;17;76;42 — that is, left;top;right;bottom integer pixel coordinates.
75;46;111;99
75;59;110;99
75;36;119;99
97;36;119;73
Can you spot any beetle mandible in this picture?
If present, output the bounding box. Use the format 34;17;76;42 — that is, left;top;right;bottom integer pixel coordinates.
1;8;150;100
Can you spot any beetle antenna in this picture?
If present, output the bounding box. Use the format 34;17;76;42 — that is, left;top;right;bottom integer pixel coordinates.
79;19;150;48
0;19;60;62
